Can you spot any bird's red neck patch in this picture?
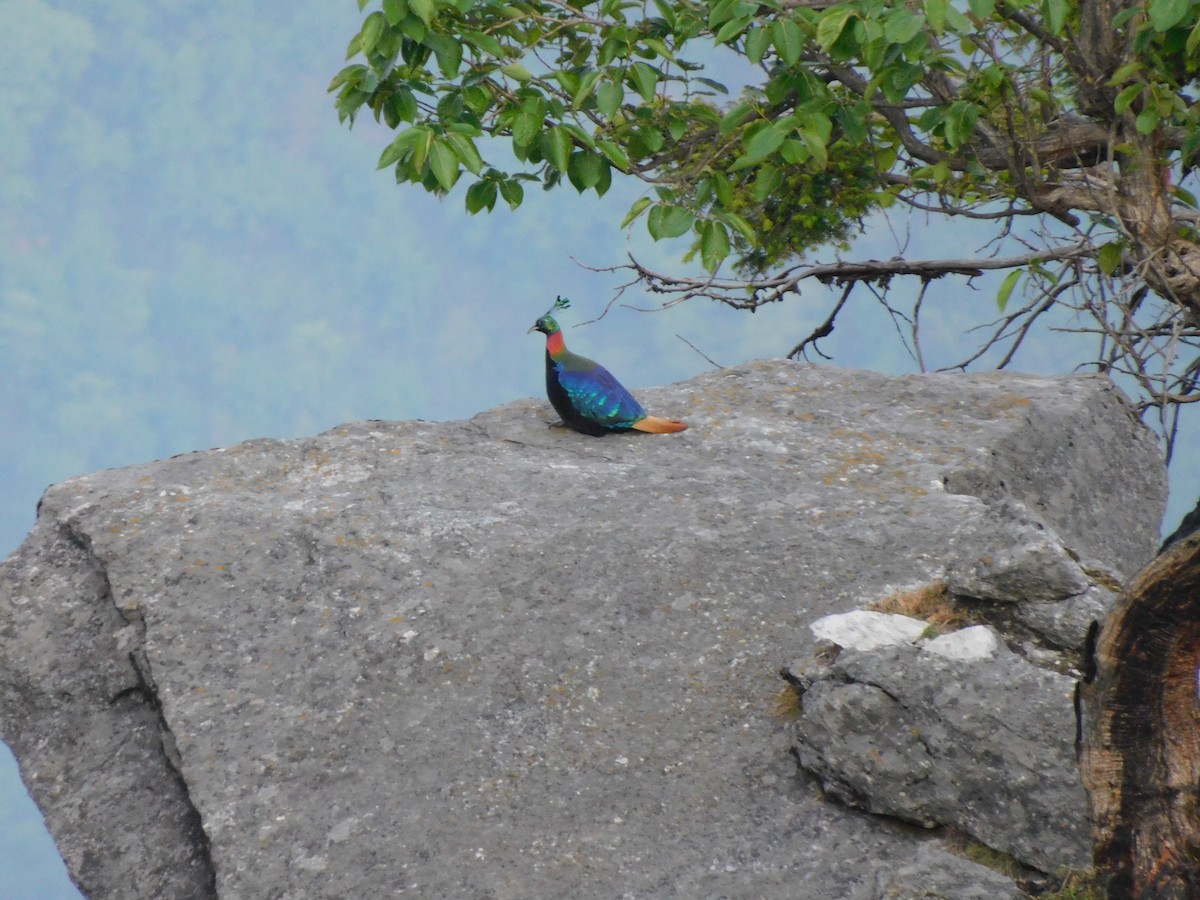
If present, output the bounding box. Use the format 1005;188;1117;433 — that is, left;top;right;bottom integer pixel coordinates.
545;330;565;358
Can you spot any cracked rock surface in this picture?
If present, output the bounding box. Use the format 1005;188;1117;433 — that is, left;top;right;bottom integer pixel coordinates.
0;361;1166;898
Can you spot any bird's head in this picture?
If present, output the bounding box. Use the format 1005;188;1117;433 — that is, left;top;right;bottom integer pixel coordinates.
528;295;571;335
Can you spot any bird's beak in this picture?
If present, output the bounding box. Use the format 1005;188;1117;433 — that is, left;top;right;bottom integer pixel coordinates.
527;325;538;334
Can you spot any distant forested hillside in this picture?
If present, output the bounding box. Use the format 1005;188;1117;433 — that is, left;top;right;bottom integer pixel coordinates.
0;1;694;558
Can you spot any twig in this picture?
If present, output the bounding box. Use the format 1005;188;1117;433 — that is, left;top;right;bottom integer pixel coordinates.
787;283;853;360
676;334;725;369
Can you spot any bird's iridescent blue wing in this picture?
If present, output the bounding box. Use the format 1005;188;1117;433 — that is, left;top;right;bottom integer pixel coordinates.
557;363;646;428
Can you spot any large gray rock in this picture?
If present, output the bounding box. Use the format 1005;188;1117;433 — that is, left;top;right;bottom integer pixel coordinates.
0;361;1166;898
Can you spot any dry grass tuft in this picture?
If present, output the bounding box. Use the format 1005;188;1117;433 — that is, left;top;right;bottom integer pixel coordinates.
772;683;804;719
867;581;972;635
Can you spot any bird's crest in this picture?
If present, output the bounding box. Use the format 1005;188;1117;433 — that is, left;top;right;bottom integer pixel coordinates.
543;295;570;318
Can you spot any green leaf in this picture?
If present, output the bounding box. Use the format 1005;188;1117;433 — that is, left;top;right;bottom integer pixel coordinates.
463;30;506;58
771;18;804;65
642;37;677;62
1148;0;1190;32
924;0;947;34
996;269;1021;312
597;139;631;171
816;6;855;50
712;172;734;207
595;81;624;118
1114;83;1143;115
411;127;435;173
751;163;783;201
721;210;756;244
714;15;750;44
559;123;596;151
378;125;431;171
571;70;602;110
699;221;731;272
383;0;408;26
1188;17;1200;55
465;179;498;213
499;178;525;209
397;15;425;43
694;77;729;95
428;139;460;191
426;33;463;77
554;69;580;97
542;125;573;173
511;101;544;147
328;64;365;92
621;196;653;228
360;11;386;55
943;101;978;148
378;138;408;170
596;163;613;199
1097;242;1123;276
635;125;665;154
967;0;994;17
798;125;828;167
628;62;659;102
884;10;925;44
1111;7;1141;27
708;0;742;29
1135;106;1161;135
730;123;785;171
745;25;772;65
652;0;678;29
1041;0;1069;35
501;62;533;82
445;132;484;174
647;204;695;239
392;90;418;125
568;150;606;190
719;100;755;135
409;0;436;27
835;104;869;143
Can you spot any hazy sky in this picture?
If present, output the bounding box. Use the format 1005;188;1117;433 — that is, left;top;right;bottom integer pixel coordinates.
1;2;1196;896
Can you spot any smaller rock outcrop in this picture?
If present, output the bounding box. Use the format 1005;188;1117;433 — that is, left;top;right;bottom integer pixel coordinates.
786;498;1124;876
788;622;1088;873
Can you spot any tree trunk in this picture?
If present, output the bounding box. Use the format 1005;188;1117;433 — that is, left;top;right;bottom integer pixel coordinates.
1116;129;1200;325
1080;527;1200;898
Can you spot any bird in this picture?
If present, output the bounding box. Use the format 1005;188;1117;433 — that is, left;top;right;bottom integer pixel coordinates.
528;297;688;436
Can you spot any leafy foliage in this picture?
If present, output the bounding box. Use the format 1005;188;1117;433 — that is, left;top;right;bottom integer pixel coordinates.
330;0;912;272
335;0;1200;448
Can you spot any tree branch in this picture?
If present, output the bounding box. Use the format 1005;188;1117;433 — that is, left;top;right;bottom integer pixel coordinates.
586;240;1094;311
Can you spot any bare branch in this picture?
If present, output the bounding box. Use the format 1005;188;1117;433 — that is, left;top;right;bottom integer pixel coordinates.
585;240;1094;313
787;284;852;360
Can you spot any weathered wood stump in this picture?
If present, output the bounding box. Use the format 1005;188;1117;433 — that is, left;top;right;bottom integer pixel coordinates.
1080;524;1200;898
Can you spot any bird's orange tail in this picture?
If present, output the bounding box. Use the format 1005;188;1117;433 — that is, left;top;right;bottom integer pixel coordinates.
631;415;688;434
